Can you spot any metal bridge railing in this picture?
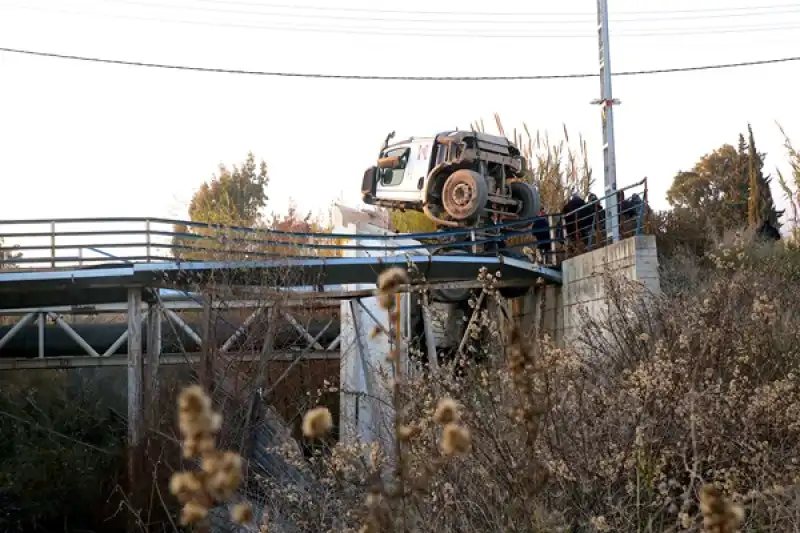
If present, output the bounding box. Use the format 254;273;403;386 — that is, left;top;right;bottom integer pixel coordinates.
0;180;650;270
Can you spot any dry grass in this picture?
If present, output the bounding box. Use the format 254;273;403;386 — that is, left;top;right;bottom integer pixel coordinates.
776;122;800;243
474;113;594;211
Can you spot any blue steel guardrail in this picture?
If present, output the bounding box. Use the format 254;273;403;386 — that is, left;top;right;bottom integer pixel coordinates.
0;179;649;268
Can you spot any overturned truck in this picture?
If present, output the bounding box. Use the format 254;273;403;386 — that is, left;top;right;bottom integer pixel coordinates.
362;130;541;229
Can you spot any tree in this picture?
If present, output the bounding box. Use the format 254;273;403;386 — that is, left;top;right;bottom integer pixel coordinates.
667;144;746;233
188;152;268;227
746;123;782;228
666;126;781;237
173;153;269;258
265;203;342;258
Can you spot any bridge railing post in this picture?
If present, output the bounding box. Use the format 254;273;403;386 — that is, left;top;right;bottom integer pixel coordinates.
145;219;152;263
49;221;56;269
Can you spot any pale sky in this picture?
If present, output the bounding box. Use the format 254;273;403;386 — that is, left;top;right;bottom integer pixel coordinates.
0;0;798;226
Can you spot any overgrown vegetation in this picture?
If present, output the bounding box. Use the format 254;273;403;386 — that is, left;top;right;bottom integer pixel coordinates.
163;235;800;533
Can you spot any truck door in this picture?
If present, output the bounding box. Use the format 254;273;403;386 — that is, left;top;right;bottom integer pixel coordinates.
407;140;433;195
375;140;431;202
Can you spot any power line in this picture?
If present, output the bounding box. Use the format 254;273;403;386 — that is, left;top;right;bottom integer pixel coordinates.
5;3;800;38
93;0;800;24
143;0;800;17
1;46;798;80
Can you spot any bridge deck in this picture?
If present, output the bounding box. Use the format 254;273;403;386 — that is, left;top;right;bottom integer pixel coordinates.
0;255;561;310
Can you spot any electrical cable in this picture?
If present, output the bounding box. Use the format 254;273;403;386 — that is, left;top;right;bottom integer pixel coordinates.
90;0;800;24
4;2;800;38
1;46;798;81
125;0;800;17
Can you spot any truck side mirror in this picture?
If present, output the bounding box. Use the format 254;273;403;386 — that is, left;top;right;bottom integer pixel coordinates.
377;156;400;169
361;166;378;200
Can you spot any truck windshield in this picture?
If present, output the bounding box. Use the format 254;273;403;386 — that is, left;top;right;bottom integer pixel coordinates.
379;147;409;186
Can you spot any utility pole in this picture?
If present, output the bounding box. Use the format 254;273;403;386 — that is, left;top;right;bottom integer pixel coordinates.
591;0;621;243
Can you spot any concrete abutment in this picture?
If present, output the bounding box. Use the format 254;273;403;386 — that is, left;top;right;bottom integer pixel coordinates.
516;234;660;346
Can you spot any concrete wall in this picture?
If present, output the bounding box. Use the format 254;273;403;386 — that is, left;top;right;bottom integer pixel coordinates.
516;283;564;345
562;234;659;342
517;235;660;346
333;206;424;450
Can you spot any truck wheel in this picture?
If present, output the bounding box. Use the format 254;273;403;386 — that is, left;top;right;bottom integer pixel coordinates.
430;248;474;303
441;169;489;222
509;180;540;220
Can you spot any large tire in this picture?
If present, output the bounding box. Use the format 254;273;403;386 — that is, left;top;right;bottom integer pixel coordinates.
429;248;475;303
441;169;489;222
509;180;540;220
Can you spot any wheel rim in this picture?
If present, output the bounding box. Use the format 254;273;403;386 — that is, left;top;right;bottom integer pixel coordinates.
442;170;486;221
452;183;473;208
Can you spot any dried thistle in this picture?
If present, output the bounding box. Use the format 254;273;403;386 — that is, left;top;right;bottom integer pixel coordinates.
170;385;248;527
699;484;744;533
441;422;471;456
302;406;333;438
231;502;254;524
376;267;408;310
433;397;460;425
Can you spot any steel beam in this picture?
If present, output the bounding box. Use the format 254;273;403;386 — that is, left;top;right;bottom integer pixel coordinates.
48;312;101;357
0;351;339;370
0;312;36;351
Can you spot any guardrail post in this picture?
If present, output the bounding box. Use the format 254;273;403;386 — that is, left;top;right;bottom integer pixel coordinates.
50;221;56;268
548;214;559;265
145;219;151;263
